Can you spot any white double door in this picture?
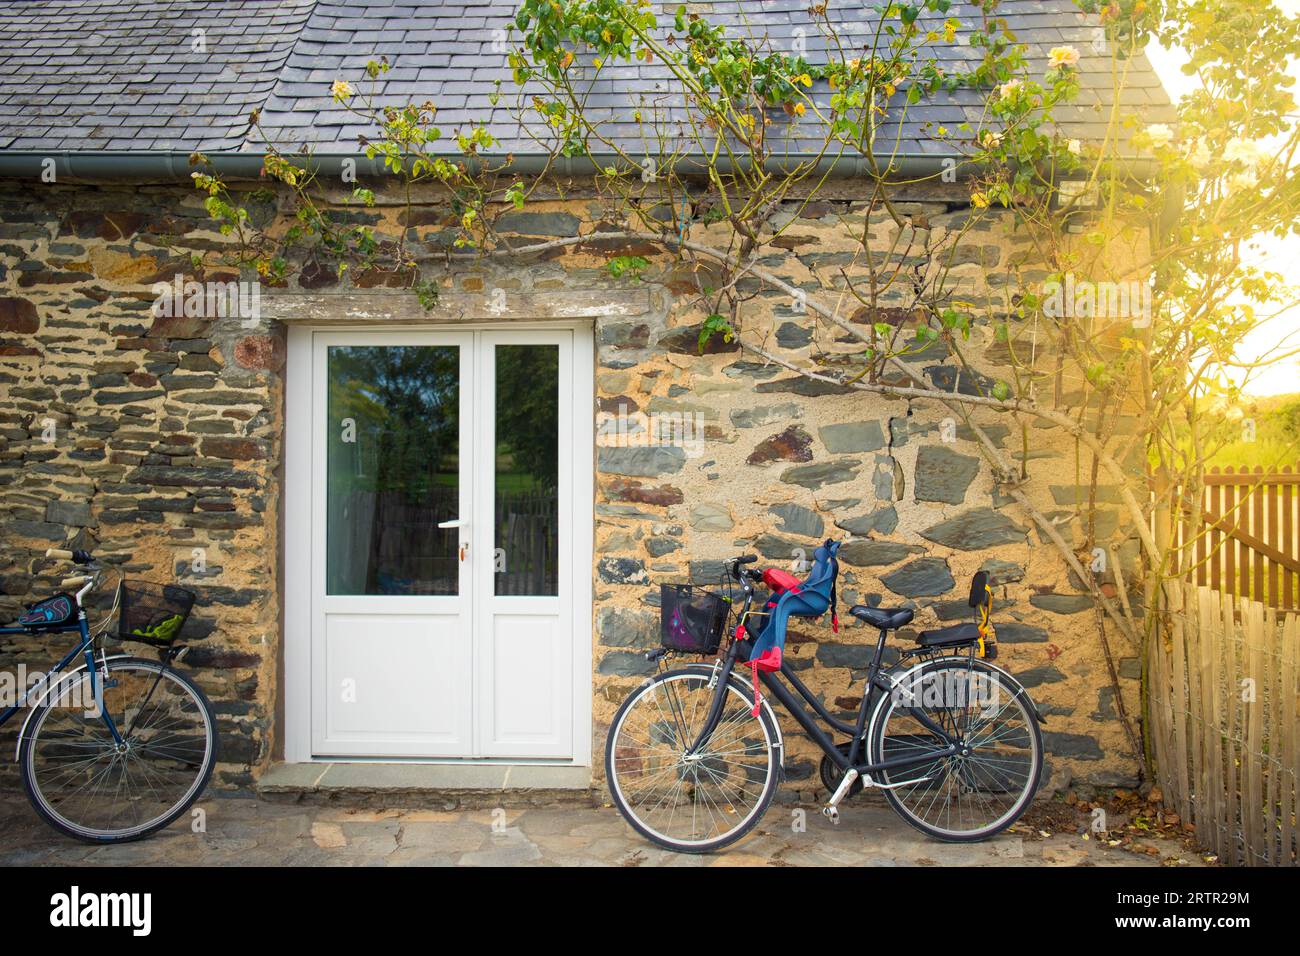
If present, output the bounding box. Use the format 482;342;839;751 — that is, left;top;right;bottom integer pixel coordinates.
308;328;578;759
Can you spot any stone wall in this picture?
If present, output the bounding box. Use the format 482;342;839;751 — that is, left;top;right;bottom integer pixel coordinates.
0;179;1143;793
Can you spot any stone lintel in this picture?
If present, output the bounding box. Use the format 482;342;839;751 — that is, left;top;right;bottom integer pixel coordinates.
265;289;652;324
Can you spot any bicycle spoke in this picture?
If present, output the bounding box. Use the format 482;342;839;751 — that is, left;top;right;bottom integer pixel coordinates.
25;661;213;840
609;672;774;848
876;663;1039;839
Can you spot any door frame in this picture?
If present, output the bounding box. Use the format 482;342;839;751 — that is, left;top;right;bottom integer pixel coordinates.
283;321;594;766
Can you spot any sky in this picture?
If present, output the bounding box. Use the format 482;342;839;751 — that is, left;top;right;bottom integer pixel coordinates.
1144;2;1300;397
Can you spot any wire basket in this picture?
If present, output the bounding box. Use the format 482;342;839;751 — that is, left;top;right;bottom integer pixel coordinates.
116;580;196;646
660;584;729;654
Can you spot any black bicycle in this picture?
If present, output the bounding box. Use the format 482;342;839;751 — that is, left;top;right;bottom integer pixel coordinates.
0;548;217;842
606;549;1044;853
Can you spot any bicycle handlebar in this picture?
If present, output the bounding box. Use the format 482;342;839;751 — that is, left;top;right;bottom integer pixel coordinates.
46;548;92;565
60;575;92;588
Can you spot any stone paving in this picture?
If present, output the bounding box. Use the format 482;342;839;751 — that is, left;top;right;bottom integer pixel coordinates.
0;792;1205;867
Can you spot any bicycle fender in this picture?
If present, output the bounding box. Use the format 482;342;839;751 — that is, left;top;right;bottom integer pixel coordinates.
947;656;1046;723
12;653;135;760
678;664;787;777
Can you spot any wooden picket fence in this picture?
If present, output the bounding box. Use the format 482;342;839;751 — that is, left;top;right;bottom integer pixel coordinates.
1172;463;1300;610
1148;581;1300;866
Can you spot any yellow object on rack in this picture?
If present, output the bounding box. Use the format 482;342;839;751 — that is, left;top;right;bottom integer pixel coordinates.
976;580;995;659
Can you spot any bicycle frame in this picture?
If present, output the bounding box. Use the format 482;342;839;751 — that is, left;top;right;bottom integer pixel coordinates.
0;610;125;747
684;568;963;779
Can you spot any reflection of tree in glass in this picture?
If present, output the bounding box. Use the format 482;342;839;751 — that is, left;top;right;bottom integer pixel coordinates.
496;345;558;491
494;344;559;596
328;346;459;499
326;345;461;595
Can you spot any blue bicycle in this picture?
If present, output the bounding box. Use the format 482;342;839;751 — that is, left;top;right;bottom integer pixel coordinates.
0;548;217;842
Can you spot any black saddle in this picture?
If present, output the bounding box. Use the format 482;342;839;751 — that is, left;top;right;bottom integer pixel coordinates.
849;605;914;629
916;622;981;648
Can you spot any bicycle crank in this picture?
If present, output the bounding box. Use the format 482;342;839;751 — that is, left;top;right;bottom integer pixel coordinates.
821;768;860;824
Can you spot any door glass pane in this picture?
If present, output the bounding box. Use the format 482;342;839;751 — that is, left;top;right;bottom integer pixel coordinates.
326;345;460;595
494;344;559;595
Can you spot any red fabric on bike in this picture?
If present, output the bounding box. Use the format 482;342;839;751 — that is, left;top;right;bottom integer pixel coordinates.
750;645;781;672
762;568;801;592
747;646;781;716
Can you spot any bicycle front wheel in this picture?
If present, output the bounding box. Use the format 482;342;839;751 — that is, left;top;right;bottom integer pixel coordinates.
20;656;218;843
606;667;780;853
870;658;1042;842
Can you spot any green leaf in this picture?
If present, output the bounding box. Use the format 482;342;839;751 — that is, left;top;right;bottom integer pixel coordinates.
607;255;649;281
698;312;734;352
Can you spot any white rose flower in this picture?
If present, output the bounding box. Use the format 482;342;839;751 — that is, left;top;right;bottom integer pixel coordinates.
1144;123;1174;149
1224;138;1264;166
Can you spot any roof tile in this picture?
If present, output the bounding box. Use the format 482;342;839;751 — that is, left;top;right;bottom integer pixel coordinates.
0;0;1172;158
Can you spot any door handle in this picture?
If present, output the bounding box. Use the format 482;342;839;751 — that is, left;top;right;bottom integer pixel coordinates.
438;519;468;561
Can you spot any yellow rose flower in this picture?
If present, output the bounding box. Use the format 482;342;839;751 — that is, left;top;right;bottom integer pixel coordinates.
1047;46;1080;69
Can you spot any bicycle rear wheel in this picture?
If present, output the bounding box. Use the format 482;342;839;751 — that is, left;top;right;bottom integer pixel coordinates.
20;656;217;843
606;667;780;853
870;658;1041;842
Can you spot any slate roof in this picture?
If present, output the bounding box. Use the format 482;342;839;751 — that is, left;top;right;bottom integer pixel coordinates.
0;0;1176;157
0;0;315;151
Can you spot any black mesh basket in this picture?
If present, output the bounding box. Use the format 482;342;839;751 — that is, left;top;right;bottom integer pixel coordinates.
116;580;196;646
660;584;729;654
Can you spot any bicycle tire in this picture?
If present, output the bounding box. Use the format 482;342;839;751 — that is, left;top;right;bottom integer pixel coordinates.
606;667;781;854
869;656;1042;842
20;656;218;843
